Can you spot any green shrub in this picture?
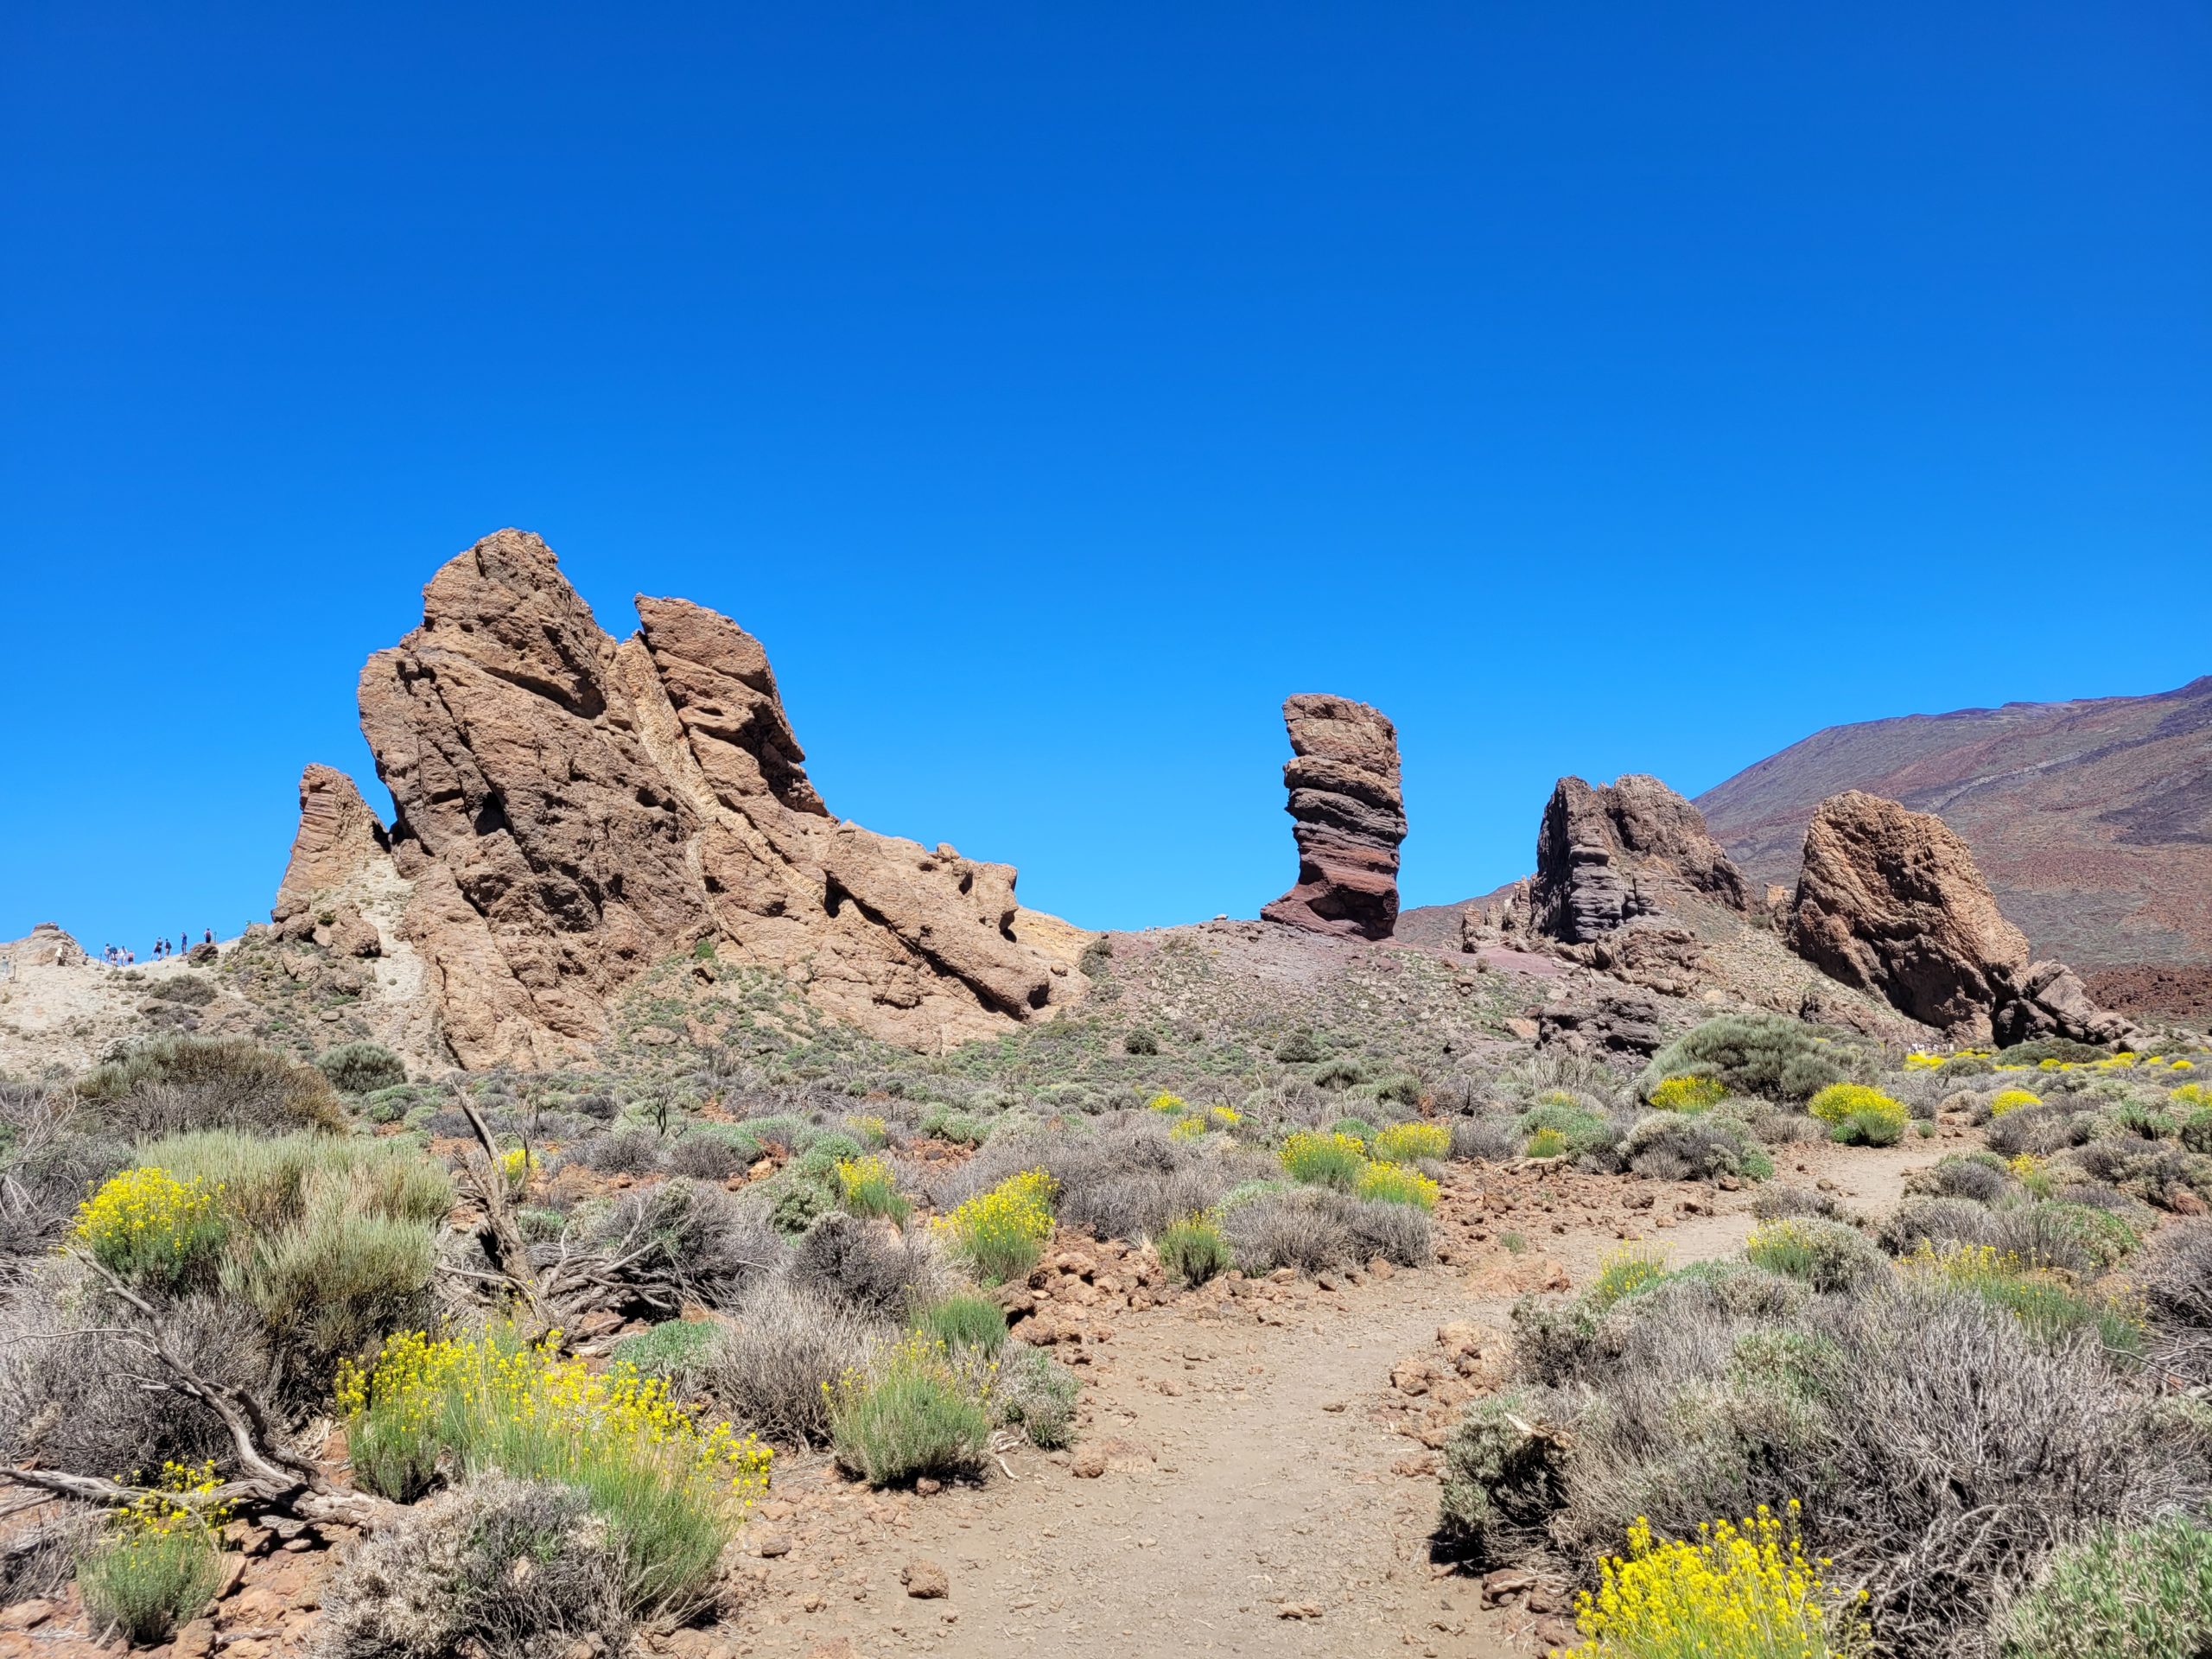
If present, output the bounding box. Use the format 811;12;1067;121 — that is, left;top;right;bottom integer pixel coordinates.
995;1345;1078;1448
1327;1116;1376;1145
770;1179;835;1235
1122;1029;1160;1056
611;1319;721;1388
1513;1098;1612;1156
1278;1129;1367;1190
1745;1217;1889;1293
1370;1073;1424;1108
1640;1014;1860;1103
794;1133;866;1181
824;1333;994;1485
1436;1391;1564;1564
1274;1031;1321;1064
1313;1058;1369;1090
1907;1242;2145;1357
76;1035;346;1135
2182;1109;2212;1155
315;1042;406;1096
75;1489;227;1647
1156;1212;1232;1286
233;1193;437;1399
1371;1122;1450;1162
1525;1127;1569;1159
1586;1244;1669;1313
1996;1512;2212;1657
916;1293;1007;1353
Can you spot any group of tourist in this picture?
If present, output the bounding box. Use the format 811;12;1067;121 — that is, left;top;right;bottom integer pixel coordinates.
99;929;214;967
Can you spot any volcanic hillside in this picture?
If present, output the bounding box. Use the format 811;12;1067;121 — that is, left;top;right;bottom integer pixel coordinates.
1696;677;2212;1015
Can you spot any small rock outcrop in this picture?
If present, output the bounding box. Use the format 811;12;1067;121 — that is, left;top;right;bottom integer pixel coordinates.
1787;791;2140;1045
2;923;85;969
270;766;391;957
332;528;1083;1068
1259;695;1407;941
1478;775;1747;950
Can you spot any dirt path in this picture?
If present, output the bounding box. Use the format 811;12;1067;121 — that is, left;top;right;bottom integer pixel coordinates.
713;1135;1952;1659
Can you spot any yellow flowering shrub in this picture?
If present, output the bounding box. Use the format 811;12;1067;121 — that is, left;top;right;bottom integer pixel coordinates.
931;1169;1057;1283
1146;1092;1187;1116
845;1114;891;1147
1649;1075;1728;1112
1370;1122;1450;1161
1209;1104;1243;1130
339;1326;771;1612
1167;1114;1208;1142
1806;1084;1907;1147
1565;1503;1865;1658
834;1154;911;1223
499;1147;535;1192
1355;1160;1440;1210
70;1167;227;1286
1989;1089;2040;1117
2173;1082;2211;1108
1588;1243;1669;1311
1278;1129;1368;1189
74;1461;235;1646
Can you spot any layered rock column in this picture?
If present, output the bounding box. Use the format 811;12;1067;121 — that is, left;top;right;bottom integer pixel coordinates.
1260;695;1407;941
1525;773;1748;942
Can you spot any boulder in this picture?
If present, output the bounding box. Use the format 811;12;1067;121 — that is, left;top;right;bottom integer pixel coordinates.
3;923;85;969
1535;989;1666;1058
1260;695;1407;940
346;528;1083;1067
1786;791;2139;1045
1513;774;1747;944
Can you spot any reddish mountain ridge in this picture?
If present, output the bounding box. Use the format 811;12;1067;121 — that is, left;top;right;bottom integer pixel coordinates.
1695;677;2212;1011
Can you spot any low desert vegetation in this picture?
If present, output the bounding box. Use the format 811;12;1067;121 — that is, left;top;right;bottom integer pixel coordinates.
0;990;2201;1655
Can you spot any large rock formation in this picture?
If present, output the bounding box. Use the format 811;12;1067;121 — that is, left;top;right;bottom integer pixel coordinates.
1486;774;1748;945
1259;695;1406;941
1786;791;2139;1046
321;528;1081;1068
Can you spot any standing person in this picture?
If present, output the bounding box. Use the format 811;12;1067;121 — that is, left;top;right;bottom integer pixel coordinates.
203;928;213;946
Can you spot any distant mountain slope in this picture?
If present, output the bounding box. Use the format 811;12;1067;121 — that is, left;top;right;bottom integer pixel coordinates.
1696;677;2212;976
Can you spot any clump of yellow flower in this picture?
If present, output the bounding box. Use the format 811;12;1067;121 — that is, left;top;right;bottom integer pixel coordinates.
1209;1104;1243;1130
845;1114;891;1147
71;1167;227;1285
1566;1502;1865;1658
1988;1089;2041;1117
1371;1121;1450;1161
499;1147;536;1192
1355;1160;1440;1210
76;1460;236;1645
931;1169;1058;1283
1167;1114;1208;1142
1278;1128;1369;1187
1649;1074;1729;1112
2172;1083;2211;1108
1146;1092;1188;1116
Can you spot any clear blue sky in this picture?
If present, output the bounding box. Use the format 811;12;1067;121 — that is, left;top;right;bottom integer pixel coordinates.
3;3;2206;954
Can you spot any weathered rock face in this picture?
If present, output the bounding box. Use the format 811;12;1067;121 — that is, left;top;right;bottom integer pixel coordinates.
341;528;1081;1068
1786;791;2140;1045
273;766;391;923
1530;774;1747;942
1259;695;1406;941
3;923;85;969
